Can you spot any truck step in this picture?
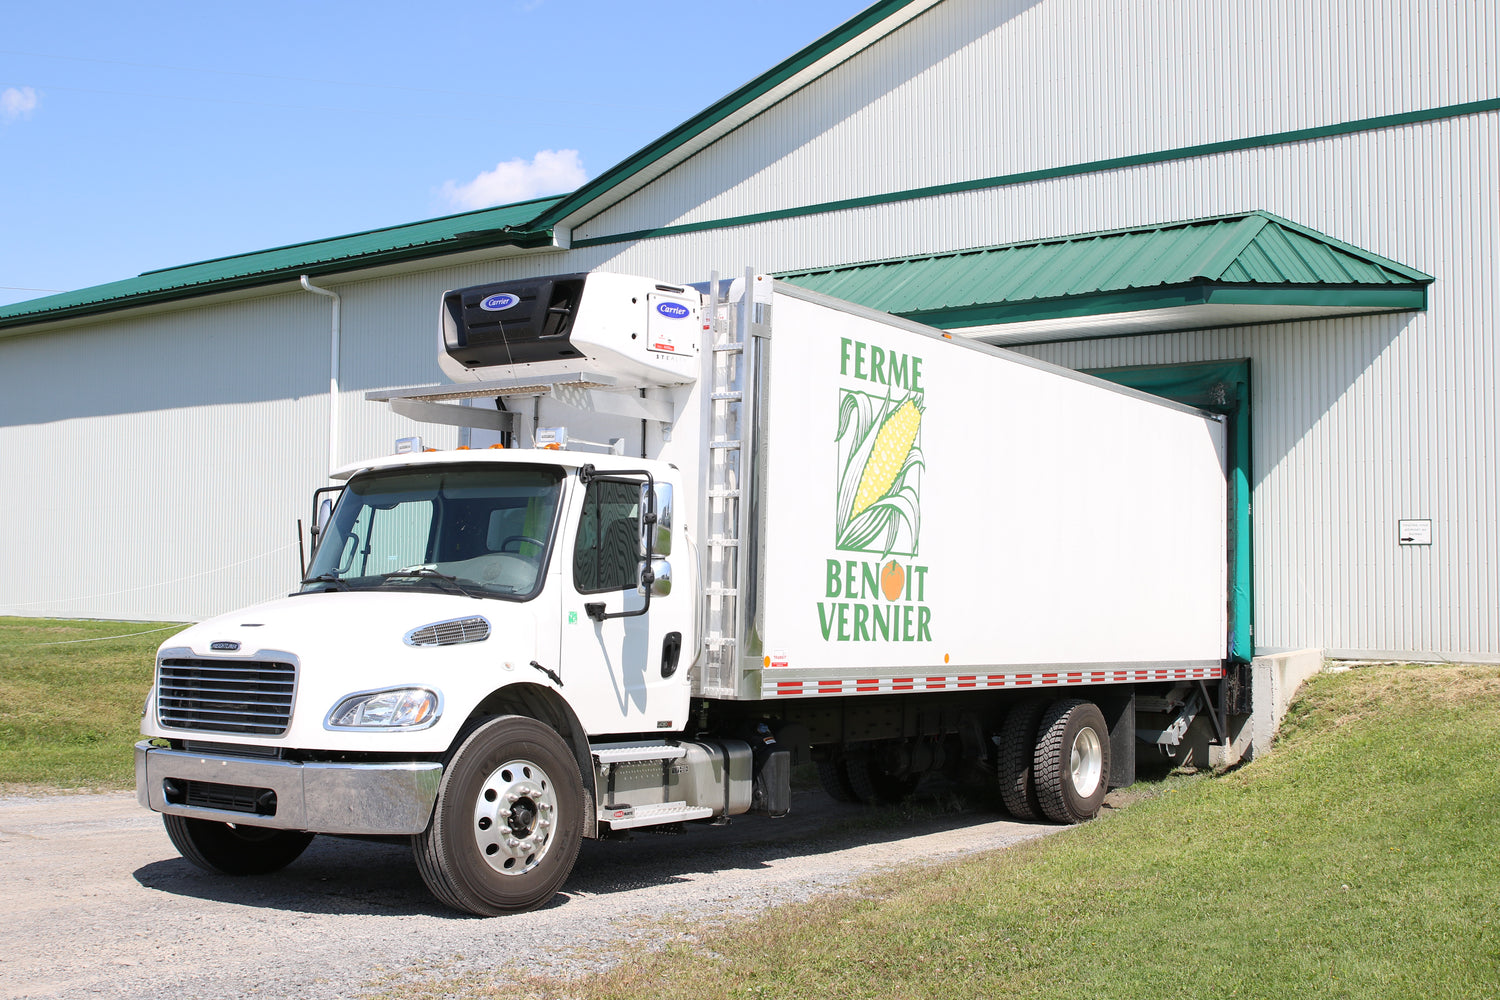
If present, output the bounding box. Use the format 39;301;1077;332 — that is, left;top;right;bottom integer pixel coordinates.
705;587;740;597
598;800;716;830
711;390;744;401
709;440;743;450
591;740;687;765
708;536;740;547
707;488;741;499
712;343;745;354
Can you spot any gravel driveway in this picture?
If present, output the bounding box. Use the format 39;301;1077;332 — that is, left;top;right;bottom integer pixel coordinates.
0;787;1059;999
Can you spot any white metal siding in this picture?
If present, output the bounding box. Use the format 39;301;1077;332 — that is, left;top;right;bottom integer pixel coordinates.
0;294;330;621
578;0;1498;239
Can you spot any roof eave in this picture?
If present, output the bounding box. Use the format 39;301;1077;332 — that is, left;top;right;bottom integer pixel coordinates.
0;228;558;334
527;0;944;232
900;282;1431;330
927;284;1430;347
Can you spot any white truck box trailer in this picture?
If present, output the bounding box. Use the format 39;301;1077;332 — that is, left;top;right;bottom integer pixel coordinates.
136;270;1232;915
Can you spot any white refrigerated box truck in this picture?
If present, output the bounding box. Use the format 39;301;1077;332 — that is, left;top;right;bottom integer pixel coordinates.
136;270;1233;914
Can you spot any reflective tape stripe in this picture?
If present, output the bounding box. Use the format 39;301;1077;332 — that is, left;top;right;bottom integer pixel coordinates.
763;665;1224;697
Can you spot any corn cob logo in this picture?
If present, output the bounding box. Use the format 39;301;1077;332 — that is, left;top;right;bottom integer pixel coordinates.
819;337;931;645
850;398;922;520
834;391;923;556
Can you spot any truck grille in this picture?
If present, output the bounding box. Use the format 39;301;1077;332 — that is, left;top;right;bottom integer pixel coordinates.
157;658;296;736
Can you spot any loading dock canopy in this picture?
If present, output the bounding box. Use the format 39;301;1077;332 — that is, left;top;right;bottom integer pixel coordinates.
777;211;1433;345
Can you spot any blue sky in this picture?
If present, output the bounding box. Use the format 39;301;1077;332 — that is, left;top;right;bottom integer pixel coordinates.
0;0;871;307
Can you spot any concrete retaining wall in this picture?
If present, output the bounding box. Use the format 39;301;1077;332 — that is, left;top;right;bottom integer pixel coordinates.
1201;647;1325;767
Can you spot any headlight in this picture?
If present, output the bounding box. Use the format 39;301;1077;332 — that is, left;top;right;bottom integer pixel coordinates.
325;687;441;730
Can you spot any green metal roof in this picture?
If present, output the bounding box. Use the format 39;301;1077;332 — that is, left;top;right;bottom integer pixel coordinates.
776;212;1433;334
0;196;563;331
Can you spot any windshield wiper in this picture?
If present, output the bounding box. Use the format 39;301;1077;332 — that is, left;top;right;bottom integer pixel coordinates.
300;572;351;591
380;567;482;599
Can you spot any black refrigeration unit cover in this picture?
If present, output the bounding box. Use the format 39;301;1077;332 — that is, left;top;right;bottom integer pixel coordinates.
442;273;589;369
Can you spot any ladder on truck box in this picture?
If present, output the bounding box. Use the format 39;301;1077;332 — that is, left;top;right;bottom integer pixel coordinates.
697;272;768;699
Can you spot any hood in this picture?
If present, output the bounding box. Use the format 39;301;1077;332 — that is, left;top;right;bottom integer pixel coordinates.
147;590;549;752
161;590;517;658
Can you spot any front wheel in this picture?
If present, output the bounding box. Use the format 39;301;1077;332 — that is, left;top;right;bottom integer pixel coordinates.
413;715;584;915
163;814;314;875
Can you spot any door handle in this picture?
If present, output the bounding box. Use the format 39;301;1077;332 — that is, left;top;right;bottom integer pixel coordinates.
661;631;682;678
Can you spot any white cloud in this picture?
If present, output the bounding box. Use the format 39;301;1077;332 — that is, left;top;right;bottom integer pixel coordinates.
1;86;38;123
440;149;587;210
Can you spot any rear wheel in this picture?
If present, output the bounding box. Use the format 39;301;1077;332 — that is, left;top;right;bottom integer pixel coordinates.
163;815;314;875
413;715;584;915
815;759;860;803
1033;699;1110;824
996;699;1048;820
844;752;921;805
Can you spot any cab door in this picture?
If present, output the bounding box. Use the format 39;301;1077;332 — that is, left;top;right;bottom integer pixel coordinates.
557;472;690;735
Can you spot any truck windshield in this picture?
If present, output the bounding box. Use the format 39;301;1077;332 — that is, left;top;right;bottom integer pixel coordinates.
302;464;564;600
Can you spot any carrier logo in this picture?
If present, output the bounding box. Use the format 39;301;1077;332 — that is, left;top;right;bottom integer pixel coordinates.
210;641;241;651
655;301;690;320
479;293;520;312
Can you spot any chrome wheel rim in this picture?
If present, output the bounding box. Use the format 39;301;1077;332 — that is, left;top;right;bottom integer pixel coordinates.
472;758;557;876
1069;727;1104;798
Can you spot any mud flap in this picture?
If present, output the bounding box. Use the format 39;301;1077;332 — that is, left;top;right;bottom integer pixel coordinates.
1095;692;1136;789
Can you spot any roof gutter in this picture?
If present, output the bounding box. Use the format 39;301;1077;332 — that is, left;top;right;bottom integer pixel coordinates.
300;276;342;477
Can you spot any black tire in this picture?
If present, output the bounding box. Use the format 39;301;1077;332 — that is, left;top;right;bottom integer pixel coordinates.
996;699;1048;820
162;814;314;875
1033;699;1111;824
815;759;860;803
844;752;921;805
413;715;584;915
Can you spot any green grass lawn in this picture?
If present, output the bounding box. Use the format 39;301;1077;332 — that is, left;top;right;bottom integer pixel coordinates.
0;616;183;790
383;664;1500;1000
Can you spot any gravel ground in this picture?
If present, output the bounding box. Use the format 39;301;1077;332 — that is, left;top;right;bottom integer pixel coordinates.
0;787;1060;1000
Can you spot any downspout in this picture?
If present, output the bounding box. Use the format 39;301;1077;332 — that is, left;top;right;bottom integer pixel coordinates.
300;276;341;476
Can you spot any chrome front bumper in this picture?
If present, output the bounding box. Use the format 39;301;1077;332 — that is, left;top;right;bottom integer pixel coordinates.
135;741;442;835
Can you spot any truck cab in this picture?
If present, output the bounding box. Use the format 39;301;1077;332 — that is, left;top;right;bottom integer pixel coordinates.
137;272;741;914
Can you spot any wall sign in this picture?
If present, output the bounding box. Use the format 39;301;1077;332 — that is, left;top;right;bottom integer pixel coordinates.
1398;519;1432;545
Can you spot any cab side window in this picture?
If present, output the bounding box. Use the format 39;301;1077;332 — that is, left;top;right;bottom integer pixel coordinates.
573;479;640;593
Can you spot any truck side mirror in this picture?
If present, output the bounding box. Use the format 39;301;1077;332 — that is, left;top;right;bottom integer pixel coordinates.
307;485;344;557
641;482;672;557
316;497;334;537
641;558;671;597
